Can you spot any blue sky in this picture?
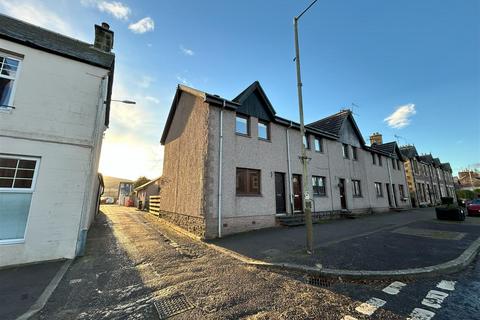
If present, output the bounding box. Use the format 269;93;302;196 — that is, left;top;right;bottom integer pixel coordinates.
1;0;479;179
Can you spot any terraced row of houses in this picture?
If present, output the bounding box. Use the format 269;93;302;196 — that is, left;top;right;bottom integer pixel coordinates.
158;82;417;238
400;146;455;207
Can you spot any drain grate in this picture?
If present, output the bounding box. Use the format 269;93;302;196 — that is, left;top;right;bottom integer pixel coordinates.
154;294;194;319
306;276;335;287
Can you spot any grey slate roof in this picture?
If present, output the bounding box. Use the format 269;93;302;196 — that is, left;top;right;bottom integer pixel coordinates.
0;14;114;69
441;163;452;172
400;145;418;159
433;158;442;167
307;110;350;136
418;154;434;164
371;141;396;154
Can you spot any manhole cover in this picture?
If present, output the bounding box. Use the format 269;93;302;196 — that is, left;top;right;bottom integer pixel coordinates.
154;294;194;319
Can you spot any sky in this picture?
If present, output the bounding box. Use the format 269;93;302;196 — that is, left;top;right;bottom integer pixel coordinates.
1;0;479;180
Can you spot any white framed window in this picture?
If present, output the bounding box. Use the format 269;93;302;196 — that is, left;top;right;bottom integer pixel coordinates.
0;53;21;109
312;176;326;196
352;179;362;197
314;137;323;152
0;155;39;244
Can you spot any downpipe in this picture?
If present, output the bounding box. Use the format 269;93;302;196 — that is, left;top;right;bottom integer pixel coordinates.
217;101;224;238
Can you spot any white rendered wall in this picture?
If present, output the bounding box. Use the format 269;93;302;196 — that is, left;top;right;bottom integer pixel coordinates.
0;39;108;266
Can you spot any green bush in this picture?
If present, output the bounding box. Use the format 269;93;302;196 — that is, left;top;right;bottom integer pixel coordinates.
456;189;475;200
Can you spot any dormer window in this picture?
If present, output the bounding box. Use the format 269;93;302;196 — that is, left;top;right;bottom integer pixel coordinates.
258;120;270;140
0;54;21;109
235;114;249;136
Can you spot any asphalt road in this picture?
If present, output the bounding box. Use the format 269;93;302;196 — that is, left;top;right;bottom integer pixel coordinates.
35;206;480;319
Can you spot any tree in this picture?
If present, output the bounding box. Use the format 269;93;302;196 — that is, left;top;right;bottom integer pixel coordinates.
134;176;150;188
456;189;475;200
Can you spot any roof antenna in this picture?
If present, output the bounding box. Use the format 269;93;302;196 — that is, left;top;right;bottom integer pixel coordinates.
350;102;360;117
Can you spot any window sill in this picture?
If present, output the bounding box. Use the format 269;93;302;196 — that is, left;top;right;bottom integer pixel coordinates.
0;107;14;114
236;133;252;139
258;138;271;143
236;194;263;197
0;238;25;245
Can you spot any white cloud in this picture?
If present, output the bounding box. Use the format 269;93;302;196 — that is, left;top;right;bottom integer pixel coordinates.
128;17;154;34
384;103;416;129
180;45;194;56
0;0;81;39
145;96;160;104
81;0;130;20
138;75;154;88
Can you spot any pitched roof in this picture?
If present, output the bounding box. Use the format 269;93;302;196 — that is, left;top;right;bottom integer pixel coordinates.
432;158;442;167
0;14;114;69
369;141;405;160
307;110;366;145
307;110;350;136
232;81;277;120
418;154;434;164
441;163;452;172
371;141;396;154
400;145;418;159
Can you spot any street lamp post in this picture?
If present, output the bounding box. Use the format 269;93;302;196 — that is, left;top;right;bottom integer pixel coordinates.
294;0;318;254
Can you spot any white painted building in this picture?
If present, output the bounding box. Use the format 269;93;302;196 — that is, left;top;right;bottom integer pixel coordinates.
0;15;115;267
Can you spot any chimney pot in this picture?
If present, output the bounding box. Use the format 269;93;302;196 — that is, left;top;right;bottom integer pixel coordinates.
101;22;110;30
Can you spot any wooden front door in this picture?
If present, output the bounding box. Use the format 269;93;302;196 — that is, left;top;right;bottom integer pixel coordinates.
274;172;286;213
339;178;347;209
386;183;393;207
292;174;303;212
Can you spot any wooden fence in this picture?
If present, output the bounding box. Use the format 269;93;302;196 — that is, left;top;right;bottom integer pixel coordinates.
149;195;161;215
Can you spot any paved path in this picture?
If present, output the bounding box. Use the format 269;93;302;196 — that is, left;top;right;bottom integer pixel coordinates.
211;208;480;271
0;260;64;320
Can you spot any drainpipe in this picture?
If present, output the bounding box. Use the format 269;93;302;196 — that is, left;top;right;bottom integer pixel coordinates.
217;101;224;237
286;122;294;215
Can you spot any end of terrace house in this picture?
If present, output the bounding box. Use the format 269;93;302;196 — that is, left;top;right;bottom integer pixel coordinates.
157;81;411;239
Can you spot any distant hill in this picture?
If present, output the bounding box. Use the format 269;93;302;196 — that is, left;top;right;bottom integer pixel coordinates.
102;175;133;198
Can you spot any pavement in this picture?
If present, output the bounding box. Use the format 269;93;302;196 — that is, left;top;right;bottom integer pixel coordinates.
0;260;67;320
209;208;480;277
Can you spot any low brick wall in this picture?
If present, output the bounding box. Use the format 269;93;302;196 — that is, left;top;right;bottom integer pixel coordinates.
158;211;206;238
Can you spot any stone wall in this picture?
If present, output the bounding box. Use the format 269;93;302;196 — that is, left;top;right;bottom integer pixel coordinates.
159;211;205;237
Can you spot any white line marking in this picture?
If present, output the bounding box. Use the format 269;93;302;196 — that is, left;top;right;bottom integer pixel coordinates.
382;281;407;295
436;280;456;291
355;297;386;316
69;278;82;284
422;290;449;309
407;308;436;320
342;316;358;320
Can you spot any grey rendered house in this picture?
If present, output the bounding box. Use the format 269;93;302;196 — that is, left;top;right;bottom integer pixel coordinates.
158;81;410;238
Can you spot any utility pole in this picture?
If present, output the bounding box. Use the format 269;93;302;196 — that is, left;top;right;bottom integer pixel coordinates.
293;0;318;254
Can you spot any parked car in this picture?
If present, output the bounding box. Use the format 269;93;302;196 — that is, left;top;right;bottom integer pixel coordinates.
467;199;480;216
100;196;115;204
436;197;465;221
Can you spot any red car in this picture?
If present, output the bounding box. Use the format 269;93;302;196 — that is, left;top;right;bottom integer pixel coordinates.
467;199;480;216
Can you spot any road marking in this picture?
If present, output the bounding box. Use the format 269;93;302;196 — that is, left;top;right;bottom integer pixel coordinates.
407;308;436;320
342;316;358;320
355;297;386;316
382;281;406;295
436;280;456;291
69;278;82;284
421;290;449;309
